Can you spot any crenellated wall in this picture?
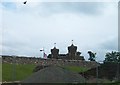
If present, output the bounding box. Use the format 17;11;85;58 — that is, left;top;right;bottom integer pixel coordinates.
2;56;98;69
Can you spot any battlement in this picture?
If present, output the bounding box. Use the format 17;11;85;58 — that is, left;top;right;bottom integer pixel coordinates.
2;55;98;69
49;43;85;60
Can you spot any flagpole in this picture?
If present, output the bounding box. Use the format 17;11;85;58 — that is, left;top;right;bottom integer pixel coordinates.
54;43;56;47
71;40;73;44
40;47;47;59
40;47;44;58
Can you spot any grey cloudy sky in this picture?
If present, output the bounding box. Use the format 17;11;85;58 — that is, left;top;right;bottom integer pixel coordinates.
0;0;118;61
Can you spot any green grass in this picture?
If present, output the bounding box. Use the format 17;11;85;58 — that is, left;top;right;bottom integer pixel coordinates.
2;64;89;82
2;63;36;82
0;63;2;82
62;66;89;73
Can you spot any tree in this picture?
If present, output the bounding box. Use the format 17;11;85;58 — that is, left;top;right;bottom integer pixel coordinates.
104;51;120;63
104;51;120;81
88;51;96;61
117;52;120;62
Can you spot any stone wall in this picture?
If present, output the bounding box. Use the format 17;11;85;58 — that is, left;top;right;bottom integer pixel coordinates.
2;56;98;69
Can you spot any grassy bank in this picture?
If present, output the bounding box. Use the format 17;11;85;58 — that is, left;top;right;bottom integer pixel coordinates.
2;63;36;82
62;66;89;72
2;64;89;82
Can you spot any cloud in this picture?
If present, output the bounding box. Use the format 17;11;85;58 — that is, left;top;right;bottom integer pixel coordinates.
38;2;105;15
1;2;106;16
100;36;118;51
1;2;118;61
1;2;17;10
118;1;120;51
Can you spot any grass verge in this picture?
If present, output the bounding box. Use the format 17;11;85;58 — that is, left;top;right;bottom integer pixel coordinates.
2;63;35;82
62;66;89;73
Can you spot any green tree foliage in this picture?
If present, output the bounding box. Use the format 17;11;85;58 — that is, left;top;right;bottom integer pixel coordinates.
104;51;120;63
88;51;96;61
117;52;120;62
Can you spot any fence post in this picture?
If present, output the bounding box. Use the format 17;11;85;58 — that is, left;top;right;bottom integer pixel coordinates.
12;56;16;82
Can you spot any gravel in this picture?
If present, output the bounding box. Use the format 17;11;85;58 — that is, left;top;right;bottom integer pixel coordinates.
22;66;85;83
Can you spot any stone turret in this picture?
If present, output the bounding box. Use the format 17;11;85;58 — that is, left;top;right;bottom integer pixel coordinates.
49;41;85;60
68;44;77;60
51;43;59;59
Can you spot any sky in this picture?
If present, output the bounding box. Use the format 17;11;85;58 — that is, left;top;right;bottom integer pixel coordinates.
0;0;119;61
